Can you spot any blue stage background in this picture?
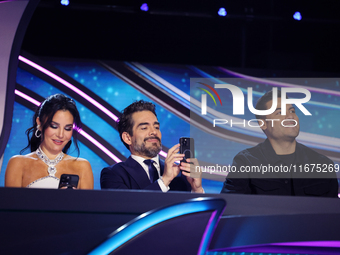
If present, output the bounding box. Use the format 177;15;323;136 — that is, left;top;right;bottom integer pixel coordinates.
1;58;339;192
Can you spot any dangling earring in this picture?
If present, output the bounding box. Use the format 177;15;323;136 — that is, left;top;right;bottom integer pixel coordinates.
35;125;41;138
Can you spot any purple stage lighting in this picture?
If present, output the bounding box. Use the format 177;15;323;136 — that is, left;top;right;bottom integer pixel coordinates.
15;90;41;106
79;129;122;163
60;0;69;6
218;8;227;17
293;11;302;21
18;56;119;122
140;3;149;12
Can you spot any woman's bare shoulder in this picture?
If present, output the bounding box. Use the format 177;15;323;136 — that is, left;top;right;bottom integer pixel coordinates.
8;153;37;163
64;155;89;162
5;153;37;183
64;155;91;168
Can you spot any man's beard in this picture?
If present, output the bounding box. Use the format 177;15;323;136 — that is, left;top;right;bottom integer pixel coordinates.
133;137;162;158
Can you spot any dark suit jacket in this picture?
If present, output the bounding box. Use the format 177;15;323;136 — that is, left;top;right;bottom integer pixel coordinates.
100;156;191;191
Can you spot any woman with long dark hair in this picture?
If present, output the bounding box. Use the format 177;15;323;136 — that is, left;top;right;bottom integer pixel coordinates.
5;94;93;189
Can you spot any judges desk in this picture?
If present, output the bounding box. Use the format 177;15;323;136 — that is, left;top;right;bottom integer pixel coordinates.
0;187;339;254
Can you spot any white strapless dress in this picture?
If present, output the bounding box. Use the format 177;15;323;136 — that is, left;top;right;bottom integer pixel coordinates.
26;176;60;189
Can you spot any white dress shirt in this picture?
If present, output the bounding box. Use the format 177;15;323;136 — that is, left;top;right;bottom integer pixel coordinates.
131;154;169;192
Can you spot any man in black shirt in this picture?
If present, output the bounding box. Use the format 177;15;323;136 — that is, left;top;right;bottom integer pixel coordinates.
221;90;338;197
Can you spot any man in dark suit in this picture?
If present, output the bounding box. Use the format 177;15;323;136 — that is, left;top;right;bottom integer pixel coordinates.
221;90;338;197
101;100;203;193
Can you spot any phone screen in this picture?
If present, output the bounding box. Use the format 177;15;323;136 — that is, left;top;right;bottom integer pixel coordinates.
58;174;79;189
179;137;195;163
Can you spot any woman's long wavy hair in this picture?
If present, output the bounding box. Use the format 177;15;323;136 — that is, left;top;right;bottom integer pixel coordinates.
21;94;82;156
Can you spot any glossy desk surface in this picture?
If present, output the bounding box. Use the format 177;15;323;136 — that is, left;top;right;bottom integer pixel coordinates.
0;188;339;254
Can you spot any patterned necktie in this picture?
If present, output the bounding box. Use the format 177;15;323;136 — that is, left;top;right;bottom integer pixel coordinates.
144;159;159;183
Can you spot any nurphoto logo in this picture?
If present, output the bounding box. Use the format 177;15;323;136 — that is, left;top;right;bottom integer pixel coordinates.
199;84;311;116
198;84;312;128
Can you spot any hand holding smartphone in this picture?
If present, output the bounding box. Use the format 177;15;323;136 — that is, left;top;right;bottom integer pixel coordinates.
58;174;79;189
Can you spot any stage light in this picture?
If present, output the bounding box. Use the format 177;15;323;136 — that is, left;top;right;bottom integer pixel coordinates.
60;0;69;6
293;11;302;21
140;3;149;12
218;8;227;17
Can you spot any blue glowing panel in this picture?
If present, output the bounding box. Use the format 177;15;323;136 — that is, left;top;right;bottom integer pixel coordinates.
293;11;302;21
89;197;225;255
60;0;69;6
140;3;148;12
218;8;227;17
201;179;223;194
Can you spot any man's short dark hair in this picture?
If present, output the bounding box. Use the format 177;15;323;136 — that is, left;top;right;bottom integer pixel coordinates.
118;100;157;150
255;89;282;120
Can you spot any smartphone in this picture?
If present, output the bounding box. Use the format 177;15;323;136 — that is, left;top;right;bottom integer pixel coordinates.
179;137;195;164
58;174;79;189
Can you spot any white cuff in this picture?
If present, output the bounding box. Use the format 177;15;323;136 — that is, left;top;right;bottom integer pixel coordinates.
157;178;170;192
191;188;205;194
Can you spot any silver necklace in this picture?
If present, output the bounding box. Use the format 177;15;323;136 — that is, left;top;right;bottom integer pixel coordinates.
36;146;64;177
